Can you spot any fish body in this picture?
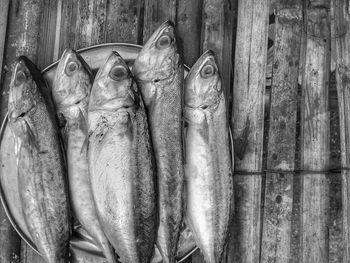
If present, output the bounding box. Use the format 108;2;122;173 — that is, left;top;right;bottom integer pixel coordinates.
88;52;156;263
8;56;71;263
132;21;185;263
183;51;233;263
52;49;117;263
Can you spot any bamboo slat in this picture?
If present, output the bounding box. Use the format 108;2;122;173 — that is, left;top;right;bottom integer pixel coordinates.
75;0;108;48
228;0;269;262
105;0;144;44
201;0;235;108
176;0;203;67
0;0;9;78
300;1;331;262
260;1;302;263
37;0;59;69
58;0;79;55
142;0;178;43
332;0;350;262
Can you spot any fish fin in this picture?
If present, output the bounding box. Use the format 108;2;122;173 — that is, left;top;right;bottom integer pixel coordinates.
23;120;39;150
228;126;234;170
78;108;88;135
80;136;88;155
182;118;186;164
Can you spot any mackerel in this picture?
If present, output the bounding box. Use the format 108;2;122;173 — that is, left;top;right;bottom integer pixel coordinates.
184;51;233;263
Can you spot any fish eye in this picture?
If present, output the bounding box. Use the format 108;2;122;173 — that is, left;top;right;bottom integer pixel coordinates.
15;70;27;85
109;65;128;81
156;34;172;49
65;61;79;75
200;64;215;78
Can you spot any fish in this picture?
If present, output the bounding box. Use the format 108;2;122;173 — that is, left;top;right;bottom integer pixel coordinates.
7;56;71;263
52;48;117;263
132;20;185;263
88;51;157;263
183;50;233;263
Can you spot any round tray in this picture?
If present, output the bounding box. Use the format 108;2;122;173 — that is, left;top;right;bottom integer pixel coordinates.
0;43;197;262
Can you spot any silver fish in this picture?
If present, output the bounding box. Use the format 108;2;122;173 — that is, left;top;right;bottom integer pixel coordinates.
88;52;156;263
52;48;117;263
8;56;71;263
132;21;185;263
183;51;233;263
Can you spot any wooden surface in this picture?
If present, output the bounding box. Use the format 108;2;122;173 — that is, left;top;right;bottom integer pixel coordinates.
229;0;269;262
332;0;350;262
300;1;331;262
0;0;347;262
260;1;302;262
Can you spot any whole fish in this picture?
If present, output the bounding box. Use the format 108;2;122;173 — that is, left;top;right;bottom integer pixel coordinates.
88;52;156;263
8;56;71;263
52;48;117;263
183;50;233;263
132;21;185;263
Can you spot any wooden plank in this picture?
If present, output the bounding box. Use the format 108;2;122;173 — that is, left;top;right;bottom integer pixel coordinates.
176;0;203;67
37;0;59;69
142;0;178;43
201;0;236;107
0;0;9;77
58;0;79;56
228;0;269;262
332;0;350;262
260;2;302;263
75;0;108;48
105;0;144;44
300;1;330;262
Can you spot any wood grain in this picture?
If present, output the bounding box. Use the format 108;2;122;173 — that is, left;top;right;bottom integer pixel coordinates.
300;1;330;262
0;0;9;78
142;0;178;43
260;1;302;263
58;0;79;56
201;0;236;108
176;0;203;67
332;0;350;262
228;0;269;262
105;0;144;44
37;0;59;69
75;0;108;48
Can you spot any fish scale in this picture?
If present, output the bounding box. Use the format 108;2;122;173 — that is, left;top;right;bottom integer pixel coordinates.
132;21;185;263
52;49;117;263
88;52;156;263
8;56;71;263
184;50;233;263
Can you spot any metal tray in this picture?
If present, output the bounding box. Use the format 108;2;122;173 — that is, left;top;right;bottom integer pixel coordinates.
0;43;197;262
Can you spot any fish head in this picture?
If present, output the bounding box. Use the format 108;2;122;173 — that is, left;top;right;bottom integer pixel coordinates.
89;51;137;112
53;48;92;109
133;21;180;84
184;50;222;110
8;57;40;123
